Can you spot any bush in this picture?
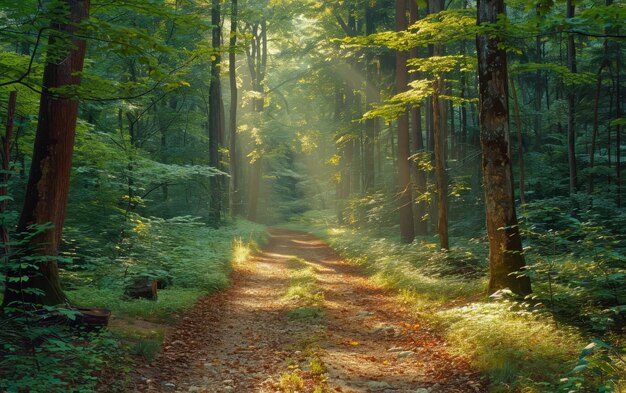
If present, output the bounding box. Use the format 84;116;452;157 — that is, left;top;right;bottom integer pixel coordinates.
0;310;126;393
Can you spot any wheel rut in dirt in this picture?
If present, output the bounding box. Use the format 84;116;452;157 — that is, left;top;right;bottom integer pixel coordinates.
133;228;486;393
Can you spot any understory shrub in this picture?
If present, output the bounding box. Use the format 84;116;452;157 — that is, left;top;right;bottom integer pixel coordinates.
0;310;125;393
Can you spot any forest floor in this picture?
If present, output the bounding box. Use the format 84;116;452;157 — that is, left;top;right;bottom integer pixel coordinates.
131;229;487;393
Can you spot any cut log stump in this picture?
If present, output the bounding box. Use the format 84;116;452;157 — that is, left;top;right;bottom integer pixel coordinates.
73;307;111;330
124;276;158;300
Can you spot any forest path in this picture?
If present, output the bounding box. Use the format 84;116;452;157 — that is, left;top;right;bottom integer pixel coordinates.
133;229;485;393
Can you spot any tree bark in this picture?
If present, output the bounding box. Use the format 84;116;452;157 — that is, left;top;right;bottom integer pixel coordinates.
432;79;449;249
477;0;531;296
363;4;377;193
409;0;428;236
208;0;223;227
229;0;239;216
3;0;90;307
396;0;415;243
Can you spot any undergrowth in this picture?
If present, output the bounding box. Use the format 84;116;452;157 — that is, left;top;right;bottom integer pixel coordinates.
0;218;268;392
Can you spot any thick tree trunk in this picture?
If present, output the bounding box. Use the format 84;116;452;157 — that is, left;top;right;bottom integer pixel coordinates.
3;0;90;307
208;0;223;227
477;0;531;296
396;0;415;243
229;0;239;216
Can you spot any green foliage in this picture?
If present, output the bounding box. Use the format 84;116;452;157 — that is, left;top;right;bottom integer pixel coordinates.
0;313;126;393
345;9;476;50
512;63;595;87
560;339;626;392
519;197;626;332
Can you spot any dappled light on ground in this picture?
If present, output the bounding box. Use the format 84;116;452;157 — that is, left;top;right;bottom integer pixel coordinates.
132;229;485;392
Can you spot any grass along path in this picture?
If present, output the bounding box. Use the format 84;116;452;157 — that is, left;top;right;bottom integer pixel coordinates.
132;229;486;392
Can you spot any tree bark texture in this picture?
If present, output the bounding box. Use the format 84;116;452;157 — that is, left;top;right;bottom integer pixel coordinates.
477;0;531;296
3;0;90;307
396;0;415;243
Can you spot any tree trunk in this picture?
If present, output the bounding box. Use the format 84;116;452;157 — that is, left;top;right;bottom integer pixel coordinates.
208;0;223;227
1;91;17;257
363;6;377;193
432;79;449;249
245;20;267;222
616;57;622;207
396;0;415;243
410;0;428;236
534;12;543;148
566;0;577;194
510;76;526;204
477;0;531;296
3;0;90;307
229;0;239;216
247;158;262;222
589;64;605;194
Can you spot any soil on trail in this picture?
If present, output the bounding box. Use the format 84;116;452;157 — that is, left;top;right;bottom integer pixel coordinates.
132;229;486;393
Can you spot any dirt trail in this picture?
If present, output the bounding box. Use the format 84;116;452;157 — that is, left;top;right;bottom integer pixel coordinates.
133;229;486;393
